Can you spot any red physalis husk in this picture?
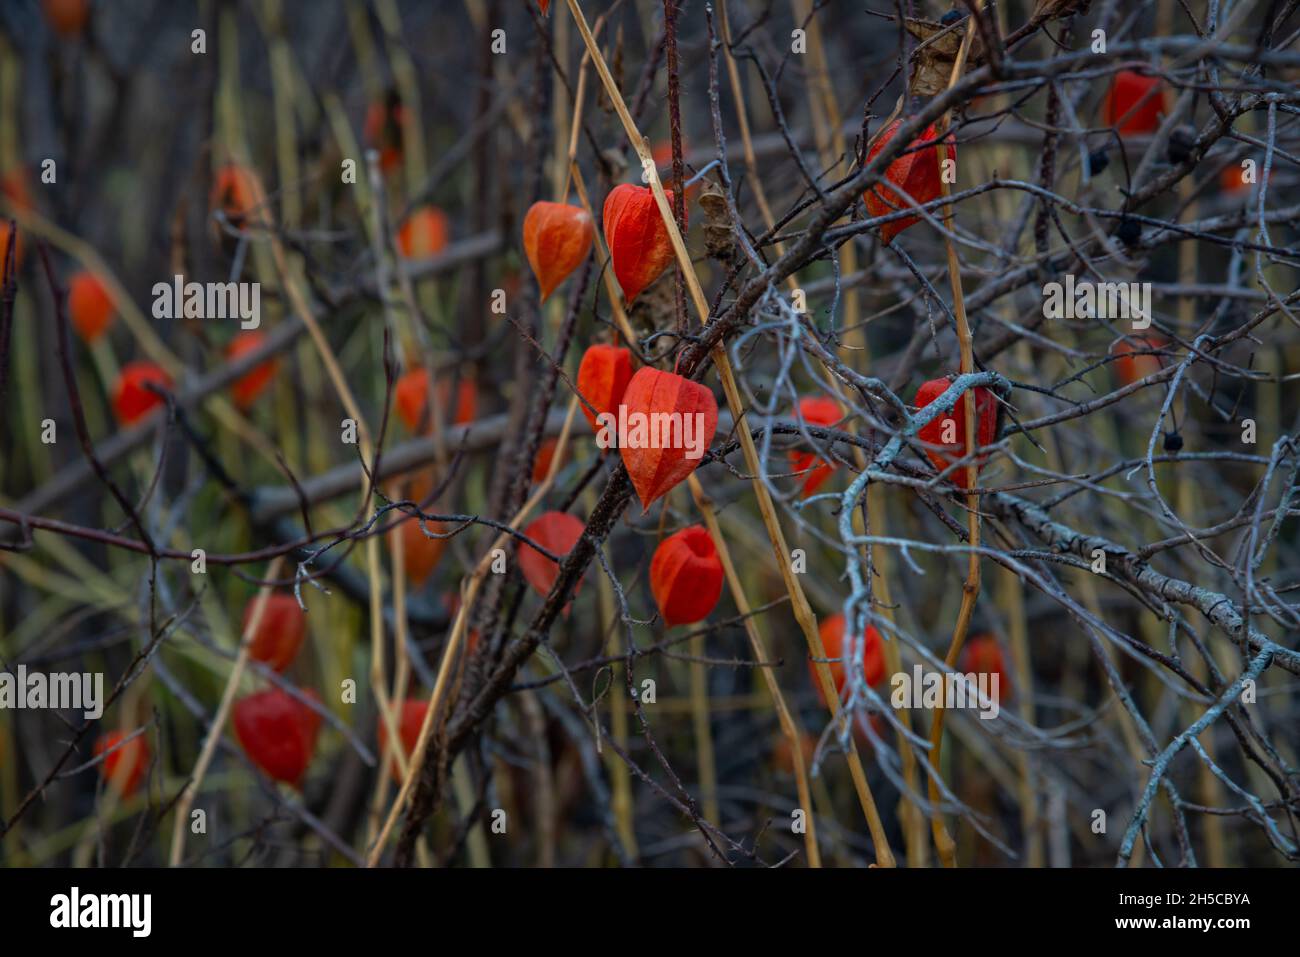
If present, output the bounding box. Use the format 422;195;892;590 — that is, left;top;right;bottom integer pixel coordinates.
43;0;90;36
649;525;724;626
1220;163;1248;193
1102;71;1166;137
519;512;586;602
395;368;431;431
533;437;562;483
602;183;684;302
444;377;478;425
397;206;449;259
68;270;115;343
377;698;430;782
617;367;718;510
772;730;819;776
243;592;307;673
1111;335;1168;386
364;90;405;175
398;471;448;585
914;377;999;489
789;395;843;497
812;614;886;709
960;633;1011;703
233;688;322;787
863;119;952;245
576;343;634;431
523;201;593;301
95;730;149;797
226;331;278;409
112;361;172;426
0;169;31;268
400;513;447;586
395;368;477;432
211;163;260;231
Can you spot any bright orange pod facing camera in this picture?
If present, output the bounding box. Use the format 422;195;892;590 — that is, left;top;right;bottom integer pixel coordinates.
523;201;593;301
649;525;724;626
616;367;718;510
576;343;633;432
603;183;683;303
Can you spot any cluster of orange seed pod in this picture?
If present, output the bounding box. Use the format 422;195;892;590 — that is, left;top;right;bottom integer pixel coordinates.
515;171;722;626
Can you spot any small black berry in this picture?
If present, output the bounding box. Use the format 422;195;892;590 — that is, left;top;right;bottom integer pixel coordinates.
1163;432;1184;453
1167;125;1197;165
1116;217;1142;247
1087;149;1110;176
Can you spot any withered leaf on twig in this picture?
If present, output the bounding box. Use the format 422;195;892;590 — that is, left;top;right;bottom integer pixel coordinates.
1029;0;1093;24
627;270;679;332
904;18;983;98
698;177;734;263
